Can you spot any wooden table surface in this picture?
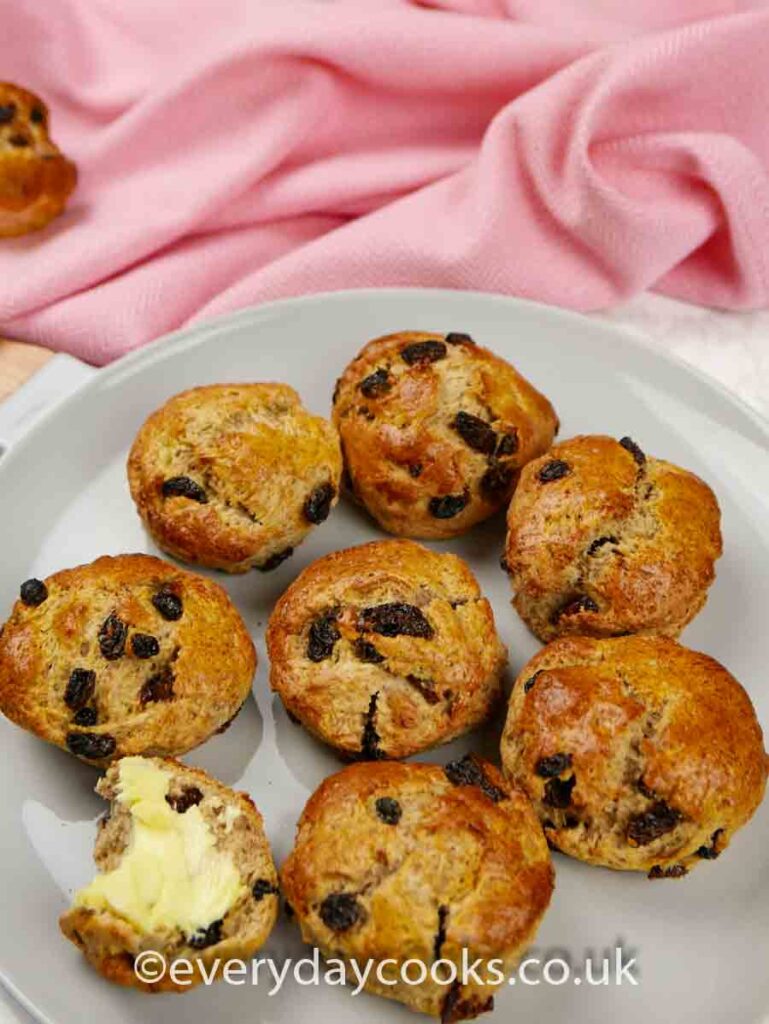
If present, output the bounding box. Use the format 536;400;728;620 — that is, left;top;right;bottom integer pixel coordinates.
0;339;54;403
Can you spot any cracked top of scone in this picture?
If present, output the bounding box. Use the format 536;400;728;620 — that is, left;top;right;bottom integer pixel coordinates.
501;636;767;878
127;383;342;573
503;434;722;641
267;540;507;760
60;757;279;992
281;758;553;1022
0;81;77;237
332;331;558;539
0;554;255;765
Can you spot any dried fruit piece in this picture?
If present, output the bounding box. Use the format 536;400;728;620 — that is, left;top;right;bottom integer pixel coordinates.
648;864;687;879
161;476;208;503
131;633;159;659
352;638;385;664
66;732;116;760
303;483;335;524
444;754;506;803
535;753;573;778
20;578;48;606
0;105;16;124
444;332;474;346
553;595;599;622
152;588;183;621
252;879;279;902
696;828;725;860
405;674;440;705
359;368;392;398
140;666;175;705
619;436;646;466
588;536;618;556
165;787;203;814
98;613;127;661
9;134;29;147
72;707;97;727
480;462;514;499
496;431;519;456
359;602;433;639
433;905;449;960
442;981;493;1024
401;340;447;365
375;797;402;825
307;612;341;662
538;459;570;483
188;919;223;949
360;692;383;760
451;412;496;455
30;106;45;125
319;893;364;931
627;802;680;846
258;548;294;572
543;775;576;809
523;671;542;693
64;668;96;710
428;493;468;519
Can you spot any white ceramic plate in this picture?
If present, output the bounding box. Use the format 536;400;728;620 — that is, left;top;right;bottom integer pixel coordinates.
0;289;767;1024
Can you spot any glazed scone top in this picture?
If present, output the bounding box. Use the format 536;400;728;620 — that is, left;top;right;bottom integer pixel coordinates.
281;758;554;1021
504;435;722;640
0;554;256;765
332;331;558;538
501;636;767;877
267;540;506;759
0;82;77;237
127;384;342;572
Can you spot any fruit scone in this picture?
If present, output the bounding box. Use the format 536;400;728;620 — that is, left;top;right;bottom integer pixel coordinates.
267;540;506;760
61;757;279;991
501;635;767;878
128;383;342;573
332;330;558;539
0;554;255;765
502;434;722;640
281;757;554;1022
0;81;77;237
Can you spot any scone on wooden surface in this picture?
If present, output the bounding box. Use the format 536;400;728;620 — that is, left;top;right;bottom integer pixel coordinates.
0;553;255;765
60;757;279;992
332;330;558;539
281;757;554;1022
128;383;342;573
503;434;722;641
0;82;77;237
267;540;506;760
501;635;767;878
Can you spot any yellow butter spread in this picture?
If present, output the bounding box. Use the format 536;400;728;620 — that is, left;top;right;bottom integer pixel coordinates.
74;757;245;935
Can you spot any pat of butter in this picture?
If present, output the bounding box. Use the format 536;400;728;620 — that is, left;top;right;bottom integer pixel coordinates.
74;757;245;936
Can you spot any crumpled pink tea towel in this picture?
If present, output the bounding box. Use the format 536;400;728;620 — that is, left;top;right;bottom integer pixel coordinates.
1;0;769;363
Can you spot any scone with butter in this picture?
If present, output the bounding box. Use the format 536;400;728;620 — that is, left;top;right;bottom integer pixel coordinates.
128;384;342;573
60;757;279;991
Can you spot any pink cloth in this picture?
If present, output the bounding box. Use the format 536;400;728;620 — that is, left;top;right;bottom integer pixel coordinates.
2;0;769;364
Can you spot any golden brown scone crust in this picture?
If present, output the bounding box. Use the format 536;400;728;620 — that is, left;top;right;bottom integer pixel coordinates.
127;383;342;573
0;82;76;237
281;758;554;1021
503;435;722;641
267;540;506;760
332;331;558;539
501;636;767;878
0;554;255;765
60;757;279;992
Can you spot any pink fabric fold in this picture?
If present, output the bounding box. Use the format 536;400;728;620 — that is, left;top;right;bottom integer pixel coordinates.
1;0;768;363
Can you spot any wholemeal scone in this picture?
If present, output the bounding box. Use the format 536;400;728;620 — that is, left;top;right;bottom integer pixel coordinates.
281;757;554;1021
0;82;77;237
332;331;558;539
0;554;255;765
128;383;342;573
501;636;767;878
60;757;279;991
503;435;722;641
267;540;506;759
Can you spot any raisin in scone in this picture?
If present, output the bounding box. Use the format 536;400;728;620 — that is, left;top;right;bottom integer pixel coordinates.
60;757;279;991
503;435;722;641
332;331;558;539
281;758;554;1021
128;384;342;573
267;540;506;760
501;636;767;878
0;82;77;237
0;554;255;765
